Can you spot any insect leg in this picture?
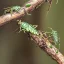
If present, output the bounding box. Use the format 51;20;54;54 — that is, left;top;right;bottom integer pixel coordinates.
33;25;38;28
10;8;13;16
18;24;22;33
46;0;52;15
22;7;31;15
55;44;59;53
22;29;26;33
58;37;60;50
4;10;7;14
56;0;58;4
3;7;11;9
18;28;22;33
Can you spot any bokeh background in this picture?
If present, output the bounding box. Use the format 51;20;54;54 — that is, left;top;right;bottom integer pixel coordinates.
0;0;64;64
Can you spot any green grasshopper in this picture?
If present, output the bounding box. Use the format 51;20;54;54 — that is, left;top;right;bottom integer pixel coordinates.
4;6;21;15
49;28;59;44
4;4;31;15
17;20;39;35
48;28;60;53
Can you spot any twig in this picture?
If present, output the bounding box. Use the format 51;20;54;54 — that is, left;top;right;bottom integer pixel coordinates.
30;31;64;64
0;0;45;26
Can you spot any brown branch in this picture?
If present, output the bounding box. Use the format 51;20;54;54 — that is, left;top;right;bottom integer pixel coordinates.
0;0;45;26
30;31;64;64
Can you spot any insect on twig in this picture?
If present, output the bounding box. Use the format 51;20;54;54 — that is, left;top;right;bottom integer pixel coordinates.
3;4;31;16
48;27;60;53
17;20;39;35
4;6;22;15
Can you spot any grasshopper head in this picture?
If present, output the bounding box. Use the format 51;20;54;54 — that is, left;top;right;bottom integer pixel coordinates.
17;20;22;25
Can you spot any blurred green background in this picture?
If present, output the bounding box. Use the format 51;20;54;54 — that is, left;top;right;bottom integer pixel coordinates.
0;0;64;64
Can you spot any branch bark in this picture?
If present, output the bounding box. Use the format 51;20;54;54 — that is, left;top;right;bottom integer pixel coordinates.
30;31;64;64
